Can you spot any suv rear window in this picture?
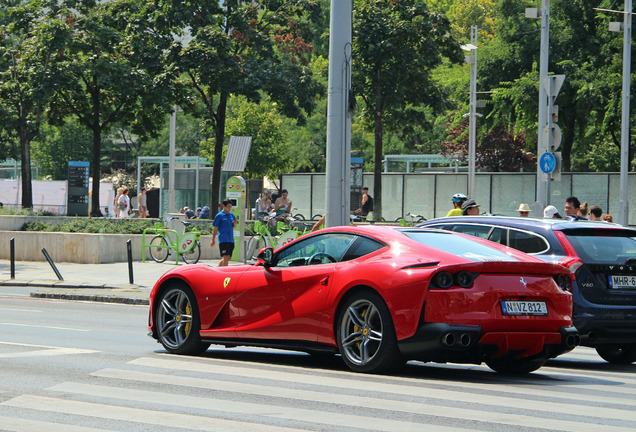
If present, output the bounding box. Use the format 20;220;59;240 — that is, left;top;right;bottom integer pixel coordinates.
563;228;636;265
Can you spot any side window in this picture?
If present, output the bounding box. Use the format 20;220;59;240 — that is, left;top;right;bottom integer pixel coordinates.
341;236;385;261
508;229;549;254
274;233;357;267
488;227;508;246
451;224;492;239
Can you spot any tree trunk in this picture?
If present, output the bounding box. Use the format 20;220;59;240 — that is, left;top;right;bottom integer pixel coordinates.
209;92;228;217
372;69;384;222
18;118;33;209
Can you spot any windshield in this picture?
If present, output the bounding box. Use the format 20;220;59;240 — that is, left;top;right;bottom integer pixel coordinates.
403;231;519;262
563;229;636;265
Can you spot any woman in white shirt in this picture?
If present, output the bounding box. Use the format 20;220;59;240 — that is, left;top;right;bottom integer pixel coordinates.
117;187;131;218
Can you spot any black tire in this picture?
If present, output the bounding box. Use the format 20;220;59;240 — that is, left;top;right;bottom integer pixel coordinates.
485;358;545;374
394;217;405;223
336;291;404;373
155;283;210;355
312;214;323;221
595;344;636;364
181;242;201;264
294;213;305;221
149;235;169;263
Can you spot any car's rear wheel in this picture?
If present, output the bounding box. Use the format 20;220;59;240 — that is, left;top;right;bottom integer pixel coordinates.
595;344;636;364
336;292;404;373
485;357;545;374
156;283;210;355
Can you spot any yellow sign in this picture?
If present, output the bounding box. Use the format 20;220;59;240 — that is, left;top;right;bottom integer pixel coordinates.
223;277;231;288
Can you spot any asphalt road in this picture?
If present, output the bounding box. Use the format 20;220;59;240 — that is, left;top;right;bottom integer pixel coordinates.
1;294;636;431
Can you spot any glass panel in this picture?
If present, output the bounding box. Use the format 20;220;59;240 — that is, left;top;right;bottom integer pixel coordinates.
275;233;356;266
488;227;507;246
312;174;326;218
404;175;435;220
564;229;636;264
282;175;311;220
402;231;518;262
435;174;468;218
508;229;549;254
381;174;404;221
491;174;536;216
548;174;572;214
572;174;608;218
450;224;492;239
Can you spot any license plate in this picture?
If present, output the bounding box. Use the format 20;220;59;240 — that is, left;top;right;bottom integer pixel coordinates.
609;275;636;289
501;301;548;316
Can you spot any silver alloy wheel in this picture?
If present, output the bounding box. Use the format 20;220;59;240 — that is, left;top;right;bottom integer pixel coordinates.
157;288;193;349
339;299;383;366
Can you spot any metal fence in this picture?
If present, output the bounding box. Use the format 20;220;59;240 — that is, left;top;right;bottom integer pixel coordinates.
281;172;636;225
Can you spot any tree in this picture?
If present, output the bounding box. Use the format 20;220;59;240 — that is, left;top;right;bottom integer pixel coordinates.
164;0;322;212
442;120;536;172
352;0;462;220
220;95;292;178
44;0;175;216
0;0;61;208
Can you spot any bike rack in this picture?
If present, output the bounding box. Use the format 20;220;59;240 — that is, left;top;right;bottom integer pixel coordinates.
142;225;180;264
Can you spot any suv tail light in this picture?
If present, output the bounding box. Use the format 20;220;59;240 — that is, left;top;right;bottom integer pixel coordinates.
554;230;584;277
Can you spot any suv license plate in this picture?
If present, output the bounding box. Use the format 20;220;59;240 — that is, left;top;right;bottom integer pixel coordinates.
501;301;548;316
609;275;636;289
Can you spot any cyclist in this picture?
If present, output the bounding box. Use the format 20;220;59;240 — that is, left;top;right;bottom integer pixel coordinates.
211;199;237;267
446;193;468;217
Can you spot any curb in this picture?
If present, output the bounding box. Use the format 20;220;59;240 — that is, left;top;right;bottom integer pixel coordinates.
30;292;149;305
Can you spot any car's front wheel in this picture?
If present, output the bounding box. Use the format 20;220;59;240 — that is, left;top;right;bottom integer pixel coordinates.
336;292;404;373
155;283;210;355
595;344;636;364
485;357;546;374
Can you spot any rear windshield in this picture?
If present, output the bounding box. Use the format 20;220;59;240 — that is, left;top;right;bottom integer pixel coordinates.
403;231;519;262
563;228;636;265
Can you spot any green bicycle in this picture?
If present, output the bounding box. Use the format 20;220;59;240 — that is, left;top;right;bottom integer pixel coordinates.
143;219;201;264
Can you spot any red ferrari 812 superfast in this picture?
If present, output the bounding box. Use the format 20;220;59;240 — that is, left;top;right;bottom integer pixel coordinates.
149;226;578;374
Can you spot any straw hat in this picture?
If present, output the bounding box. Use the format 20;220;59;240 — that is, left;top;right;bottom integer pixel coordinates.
516;203;531;212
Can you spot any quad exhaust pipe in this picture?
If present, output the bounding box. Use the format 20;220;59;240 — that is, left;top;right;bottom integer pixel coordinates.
442;332;472;348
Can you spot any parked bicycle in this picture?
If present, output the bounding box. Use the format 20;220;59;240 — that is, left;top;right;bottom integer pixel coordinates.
143;219;201;264
394;213;426;226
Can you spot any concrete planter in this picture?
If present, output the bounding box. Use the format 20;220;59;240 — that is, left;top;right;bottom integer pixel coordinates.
0;230;220;264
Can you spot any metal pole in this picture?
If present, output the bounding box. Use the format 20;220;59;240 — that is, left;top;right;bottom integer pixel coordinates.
127;239;134;284
619;0;632;226
325;0;352;227
168;105;177;214
535;0;550;214
10;237;15;279
468;26;478;199
41;248;63;281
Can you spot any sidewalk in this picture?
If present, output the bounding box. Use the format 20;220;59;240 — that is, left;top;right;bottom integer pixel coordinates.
0;259;226;305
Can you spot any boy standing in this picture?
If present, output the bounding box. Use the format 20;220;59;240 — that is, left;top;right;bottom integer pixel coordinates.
211;199;237;267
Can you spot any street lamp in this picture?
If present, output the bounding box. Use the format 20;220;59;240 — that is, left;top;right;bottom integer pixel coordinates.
461;26;478;199
598;1;633;226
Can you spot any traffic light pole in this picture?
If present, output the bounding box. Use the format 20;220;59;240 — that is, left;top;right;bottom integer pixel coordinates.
535;0;550;214
618;0;632;226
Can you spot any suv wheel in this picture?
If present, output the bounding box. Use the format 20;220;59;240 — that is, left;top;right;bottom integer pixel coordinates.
595;344;636;364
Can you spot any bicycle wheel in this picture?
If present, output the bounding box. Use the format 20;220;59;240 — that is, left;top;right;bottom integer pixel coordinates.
181;241;201;264
294;213;305;221
149;235;169;263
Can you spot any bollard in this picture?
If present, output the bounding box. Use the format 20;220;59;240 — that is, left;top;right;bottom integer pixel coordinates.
127;239;134;284
41;248;63;281
10;237;15;279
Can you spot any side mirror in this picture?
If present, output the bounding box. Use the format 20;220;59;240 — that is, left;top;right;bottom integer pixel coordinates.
257;247;274;267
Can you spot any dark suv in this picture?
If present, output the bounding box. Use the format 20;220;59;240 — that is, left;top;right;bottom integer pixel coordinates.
418;216;636;364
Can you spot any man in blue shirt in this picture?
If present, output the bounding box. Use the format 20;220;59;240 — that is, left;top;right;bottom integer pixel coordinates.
211;199;237;266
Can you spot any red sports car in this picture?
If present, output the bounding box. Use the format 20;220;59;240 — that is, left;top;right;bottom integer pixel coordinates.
148;226;579;374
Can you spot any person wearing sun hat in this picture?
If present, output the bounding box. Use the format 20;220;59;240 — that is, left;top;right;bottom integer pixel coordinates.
461;199;481;216
516;203;531;217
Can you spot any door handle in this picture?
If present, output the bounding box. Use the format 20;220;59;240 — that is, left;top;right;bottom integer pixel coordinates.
320;276;329;285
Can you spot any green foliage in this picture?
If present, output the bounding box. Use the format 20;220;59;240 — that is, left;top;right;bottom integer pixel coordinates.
31;119;93;179
219;95;292;178
21;217;158;234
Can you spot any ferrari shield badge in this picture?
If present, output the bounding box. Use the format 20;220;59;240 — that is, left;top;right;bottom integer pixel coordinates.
223;277;231;288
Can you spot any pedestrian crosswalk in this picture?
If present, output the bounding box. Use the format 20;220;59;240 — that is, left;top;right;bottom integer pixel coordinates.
1;347;635;431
